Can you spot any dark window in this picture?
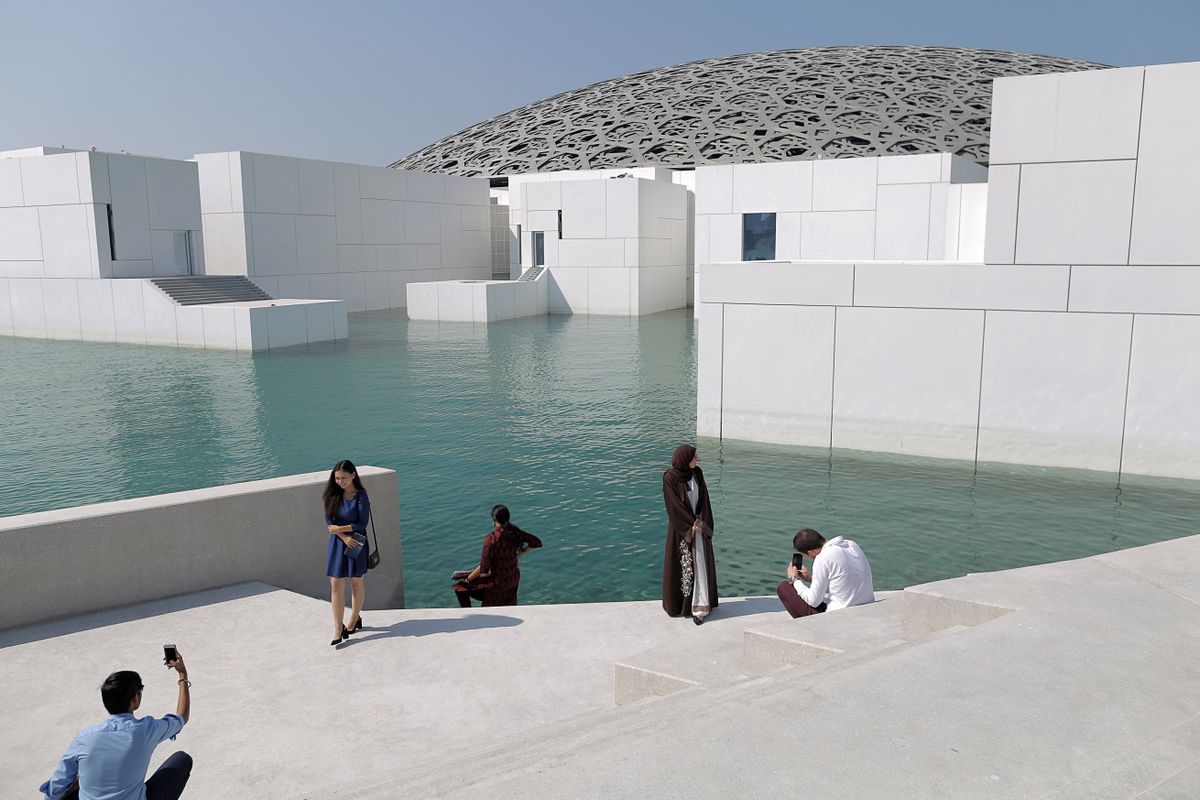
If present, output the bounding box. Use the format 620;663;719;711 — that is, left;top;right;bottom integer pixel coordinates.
532;231;545;266
106;204;116;260
742;213;776;261
557;209;563;239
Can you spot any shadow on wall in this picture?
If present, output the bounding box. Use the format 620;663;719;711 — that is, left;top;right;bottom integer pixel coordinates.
337;614;522;648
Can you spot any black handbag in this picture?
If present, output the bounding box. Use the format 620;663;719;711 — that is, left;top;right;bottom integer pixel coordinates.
366;512;381;570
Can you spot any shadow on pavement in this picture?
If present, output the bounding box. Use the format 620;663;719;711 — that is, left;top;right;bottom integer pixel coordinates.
338;614;523;647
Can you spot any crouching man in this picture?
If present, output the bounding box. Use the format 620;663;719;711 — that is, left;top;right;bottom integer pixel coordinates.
40;651;193;800
778;528;875;618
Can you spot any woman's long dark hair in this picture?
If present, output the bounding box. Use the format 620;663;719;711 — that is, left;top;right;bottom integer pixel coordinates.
323;459;365;520
492;504;525;545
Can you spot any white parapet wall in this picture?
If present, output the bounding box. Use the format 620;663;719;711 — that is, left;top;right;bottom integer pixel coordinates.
406;275;547;323
195;152;493;311
0;467;402;631
0;277;346;351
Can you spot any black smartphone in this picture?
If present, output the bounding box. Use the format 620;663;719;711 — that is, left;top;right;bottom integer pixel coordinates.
163;644;178;665
791;553;805;569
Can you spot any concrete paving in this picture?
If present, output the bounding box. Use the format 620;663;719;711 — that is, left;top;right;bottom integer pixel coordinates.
4;535;1200;799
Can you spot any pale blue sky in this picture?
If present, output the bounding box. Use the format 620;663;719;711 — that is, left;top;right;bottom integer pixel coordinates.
1;0;1196;166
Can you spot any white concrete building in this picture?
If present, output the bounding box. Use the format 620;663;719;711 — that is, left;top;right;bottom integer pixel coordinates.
195;152;493;312
0;147;347;351
695;60;1200;481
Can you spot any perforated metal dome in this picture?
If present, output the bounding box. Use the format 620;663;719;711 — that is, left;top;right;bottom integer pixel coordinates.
391;46;1107;177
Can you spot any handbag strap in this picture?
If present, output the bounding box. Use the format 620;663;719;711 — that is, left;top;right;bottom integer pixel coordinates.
363;495;379;554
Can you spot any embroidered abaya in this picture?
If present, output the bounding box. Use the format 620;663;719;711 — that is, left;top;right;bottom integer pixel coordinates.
661;444;718;618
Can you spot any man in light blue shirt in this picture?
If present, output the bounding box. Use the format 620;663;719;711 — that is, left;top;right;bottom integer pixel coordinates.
40;652;193;800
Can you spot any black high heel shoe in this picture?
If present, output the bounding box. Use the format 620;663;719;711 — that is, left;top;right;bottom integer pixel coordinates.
349;617;363;633
330;626;348;646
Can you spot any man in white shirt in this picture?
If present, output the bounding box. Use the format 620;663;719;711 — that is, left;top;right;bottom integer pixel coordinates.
778;528;875;618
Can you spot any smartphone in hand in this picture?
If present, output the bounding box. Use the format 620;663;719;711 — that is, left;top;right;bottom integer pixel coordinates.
791;553;804;570
163;644;178;665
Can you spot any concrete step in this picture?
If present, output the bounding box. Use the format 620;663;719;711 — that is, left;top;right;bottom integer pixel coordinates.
150;275;272;305
743;591;902;675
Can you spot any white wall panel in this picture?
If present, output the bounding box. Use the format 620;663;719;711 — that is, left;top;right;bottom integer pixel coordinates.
605;179;639;237
853;263;1069;311
548;267;587;313
524;181;561;212
76;152;110;204
463;229;490;269
310;272;339;300
201;306;238;349
586;267;630;315
1122;314;1200;479
0;278;10;335
0;159;24;207
731;160;813;213
249;213;298;275
988;72;1060;165
977;311;1131;472
812;157;877;211
927;184;949;260
983;165;1019;265
695;301;723;437
304;302;336;341
1129;61;1200;266
1015;160;1136;265
562;181;606;239
42;278;81;340
175;305;206;347
298;159;336;215
39;205;95;278
141;282;179;346
445;174;486;205
107;155;152;260
76;279;116;341
337;244;376;272
956;184;988;263
0;207;44;261
195;153;233;214
275;275;312;299
0;261;44;278
333;164;362;244
707;214;742;262
558;238;624;268
200;214;248;275
377;244;416;270
9;279;47;338
800;212;875;260
404;202;440;244
1052;67;1144;162
1068;265;1200;314
361;199;406;244
694;165;733;214
251;154;300;214
722;303;835;446
146;158;201;231
358;164;406;201
19;153;80;205
406;171;445;203
336;272;366;312
833;307;983;460
150;229;190;277
874;183;931;260
111;279;146;343
295;215;337;274
699;261;853;306
877;154;942;185
460;204;490;231
265;304;308;349
363;271;390;311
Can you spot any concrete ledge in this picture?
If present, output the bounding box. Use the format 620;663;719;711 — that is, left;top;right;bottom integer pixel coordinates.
0;467;403;630
742;592;902;674
899;587;1013;639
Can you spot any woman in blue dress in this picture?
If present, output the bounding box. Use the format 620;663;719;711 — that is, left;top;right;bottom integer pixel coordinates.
323;459;372;646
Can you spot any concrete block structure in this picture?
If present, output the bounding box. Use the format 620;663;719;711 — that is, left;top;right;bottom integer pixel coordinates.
695;61;1200;481
405;274;548;323
513;174;689;316
0;147;347;351
195;152;493;312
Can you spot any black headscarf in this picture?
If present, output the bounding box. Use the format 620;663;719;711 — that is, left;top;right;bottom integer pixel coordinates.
669;444;697;482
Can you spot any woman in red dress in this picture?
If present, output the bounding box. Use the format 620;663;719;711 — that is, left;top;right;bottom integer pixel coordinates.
453;505;543;607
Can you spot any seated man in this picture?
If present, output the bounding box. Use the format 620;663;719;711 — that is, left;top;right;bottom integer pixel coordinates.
41;652;193;800
777;528;875;618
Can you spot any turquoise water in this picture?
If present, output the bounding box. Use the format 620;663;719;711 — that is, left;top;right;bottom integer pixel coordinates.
2;309;1197;608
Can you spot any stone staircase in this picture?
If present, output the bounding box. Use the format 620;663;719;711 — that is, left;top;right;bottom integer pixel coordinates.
149;275;272;305
517;265;545;282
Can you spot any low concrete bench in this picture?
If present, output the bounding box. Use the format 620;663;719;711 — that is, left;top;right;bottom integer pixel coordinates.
742;591;902;675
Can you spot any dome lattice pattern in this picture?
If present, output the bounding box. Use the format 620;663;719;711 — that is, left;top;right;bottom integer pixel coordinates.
391;46;1107;177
